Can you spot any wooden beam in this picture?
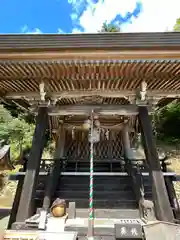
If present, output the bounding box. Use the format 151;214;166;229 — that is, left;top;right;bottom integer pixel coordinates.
0;49;180;61
32;104;153;116
16;107;49;222
11;100;29;111
12;171;177;177
4;90;180;100
138;106;174;222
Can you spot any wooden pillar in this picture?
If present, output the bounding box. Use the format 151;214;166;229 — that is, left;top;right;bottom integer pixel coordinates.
121;124;133;159
138;106;174;222
165;177;180;218
16;107;49;222
7;177;24;229
42;125;65;210
54;126;65;160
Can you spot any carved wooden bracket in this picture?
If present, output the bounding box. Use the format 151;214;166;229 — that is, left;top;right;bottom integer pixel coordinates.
136;81;148;106
39;82;46;101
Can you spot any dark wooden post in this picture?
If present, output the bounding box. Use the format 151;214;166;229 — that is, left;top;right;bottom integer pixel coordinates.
7;177;24;229
16;107;49;222
138;106;174;222
42;125;65;210
165;177;180;219
122;124;133;160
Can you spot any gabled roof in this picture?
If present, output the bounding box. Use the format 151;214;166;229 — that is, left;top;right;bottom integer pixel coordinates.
0;32;179;51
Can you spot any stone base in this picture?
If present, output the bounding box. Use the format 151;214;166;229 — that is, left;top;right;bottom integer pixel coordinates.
4;230;77;240
65;218;115;236
65;218;144;238
143;221;180;240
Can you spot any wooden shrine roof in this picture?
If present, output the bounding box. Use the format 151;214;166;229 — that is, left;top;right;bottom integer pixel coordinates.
0;32;180;96
0;32;180;132
0;32;180;51
1;60;180;102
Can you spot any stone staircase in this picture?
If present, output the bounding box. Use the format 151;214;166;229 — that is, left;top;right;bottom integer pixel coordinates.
35;161;153;219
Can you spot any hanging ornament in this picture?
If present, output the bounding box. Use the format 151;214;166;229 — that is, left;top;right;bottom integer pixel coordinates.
72;127;75;140
82;119;91;130
111;131;115;140
105;129;109;140
100;128;104;140
82;131;85;140
88;128;100;143
94;119;101;128
93;114;99;120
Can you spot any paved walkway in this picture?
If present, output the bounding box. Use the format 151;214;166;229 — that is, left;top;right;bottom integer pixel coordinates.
0;208;10;231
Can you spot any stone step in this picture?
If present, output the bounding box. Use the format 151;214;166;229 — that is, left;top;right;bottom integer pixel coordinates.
35;171;153;218
58;175;132;184
35;198;137;209
57;184;134;192
36;189;135;198
76;208;140;219
37;182;134;191
59;191;135;200
37;176;133;188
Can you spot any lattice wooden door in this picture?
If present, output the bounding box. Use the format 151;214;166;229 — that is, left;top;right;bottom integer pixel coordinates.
65;131;123;160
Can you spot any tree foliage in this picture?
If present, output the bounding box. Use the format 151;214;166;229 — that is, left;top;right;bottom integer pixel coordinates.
174;18;180;31
155;102;180;143
99;22;120;32
0;105;35;161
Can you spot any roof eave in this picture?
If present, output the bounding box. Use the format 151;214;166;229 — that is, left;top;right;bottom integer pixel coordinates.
0;32;180;52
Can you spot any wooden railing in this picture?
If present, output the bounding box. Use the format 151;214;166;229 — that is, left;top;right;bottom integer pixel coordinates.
38;157;171;172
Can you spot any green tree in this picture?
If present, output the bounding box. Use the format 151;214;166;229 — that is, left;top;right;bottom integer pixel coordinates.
174;18;180;31
0;105;35;161
155;102;180;143
99;22;120;32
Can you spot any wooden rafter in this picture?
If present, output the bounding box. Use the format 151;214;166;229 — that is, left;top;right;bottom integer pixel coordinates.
1;61;180;96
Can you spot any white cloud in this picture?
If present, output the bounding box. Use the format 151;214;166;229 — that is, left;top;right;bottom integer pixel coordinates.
21;25;42;34
72;0;141;32
21;25;65;34
69;0;180;32
70;13;78;21
57;28;64;33
21;25;28;33
122;0;180;32
29;28;42;34
72;27;83;33
68;0;86;13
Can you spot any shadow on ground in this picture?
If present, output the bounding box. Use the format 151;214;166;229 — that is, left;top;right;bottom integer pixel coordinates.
0;209;10;220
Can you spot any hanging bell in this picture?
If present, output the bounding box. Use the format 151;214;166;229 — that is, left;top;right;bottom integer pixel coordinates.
82;119;91;130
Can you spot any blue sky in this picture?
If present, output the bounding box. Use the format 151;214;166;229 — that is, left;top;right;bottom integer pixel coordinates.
0;0;180;34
